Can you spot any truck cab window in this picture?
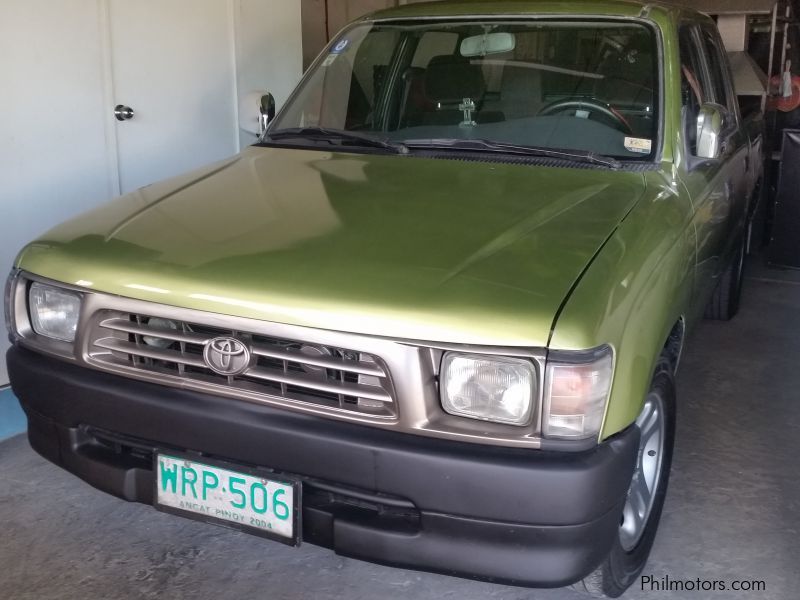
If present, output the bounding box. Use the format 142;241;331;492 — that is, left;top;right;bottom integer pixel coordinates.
272;20;660;160
679;26;710;155
279;29;400;131
701;27;737;118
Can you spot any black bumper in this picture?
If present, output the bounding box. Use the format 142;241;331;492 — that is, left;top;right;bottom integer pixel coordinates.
8;346;639;588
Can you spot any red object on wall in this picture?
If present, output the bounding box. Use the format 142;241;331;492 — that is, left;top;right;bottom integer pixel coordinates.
767;75;800;112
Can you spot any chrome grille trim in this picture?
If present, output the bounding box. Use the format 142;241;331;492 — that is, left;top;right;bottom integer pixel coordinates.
245;365;392;403
93;336;207;368
249;342;386;377
99;318;209;345
11;272;549;448
89;311;397;418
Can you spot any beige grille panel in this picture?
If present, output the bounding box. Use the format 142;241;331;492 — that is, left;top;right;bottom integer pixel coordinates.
88;312;397;418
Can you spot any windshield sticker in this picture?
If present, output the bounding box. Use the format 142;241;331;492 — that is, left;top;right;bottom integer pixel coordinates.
331;39;350;54
624;137;652;154
322;54;337;67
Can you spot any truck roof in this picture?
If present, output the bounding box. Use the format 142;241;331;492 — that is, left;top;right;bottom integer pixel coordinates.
365;0;695;22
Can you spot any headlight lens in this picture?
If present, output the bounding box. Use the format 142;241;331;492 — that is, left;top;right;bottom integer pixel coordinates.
543;347;613;440
29;282;82;342
440;353;535;426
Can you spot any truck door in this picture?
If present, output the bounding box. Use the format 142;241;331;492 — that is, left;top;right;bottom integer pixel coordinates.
699;24;750;247
678;23;748;316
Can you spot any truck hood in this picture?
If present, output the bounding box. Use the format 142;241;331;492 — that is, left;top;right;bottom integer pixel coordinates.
18;146;646;346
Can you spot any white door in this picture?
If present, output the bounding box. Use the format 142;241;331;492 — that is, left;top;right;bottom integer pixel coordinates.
108;0;239;193
0;0;303;385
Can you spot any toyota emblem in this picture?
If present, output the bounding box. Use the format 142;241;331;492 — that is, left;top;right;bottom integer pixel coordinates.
203;337;251;376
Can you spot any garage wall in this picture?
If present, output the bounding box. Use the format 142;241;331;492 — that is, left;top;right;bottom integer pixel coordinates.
0;0;303;386
235;0;303;145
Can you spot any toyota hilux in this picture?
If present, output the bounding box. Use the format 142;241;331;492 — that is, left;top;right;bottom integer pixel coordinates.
5;1;761;597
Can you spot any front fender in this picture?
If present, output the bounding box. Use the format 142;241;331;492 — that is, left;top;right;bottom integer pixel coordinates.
549;175;695;439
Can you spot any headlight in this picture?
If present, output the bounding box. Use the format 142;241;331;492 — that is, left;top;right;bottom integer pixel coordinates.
29;282;82;342
543;347;613;440
4;271;18;341
440;353;535;426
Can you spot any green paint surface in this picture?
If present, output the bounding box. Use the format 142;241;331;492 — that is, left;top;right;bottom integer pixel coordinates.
15;2;752;440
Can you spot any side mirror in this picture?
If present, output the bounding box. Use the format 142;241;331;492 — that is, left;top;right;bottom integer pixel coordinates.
696;103;725;160
239;91;276;139
259;93;276;139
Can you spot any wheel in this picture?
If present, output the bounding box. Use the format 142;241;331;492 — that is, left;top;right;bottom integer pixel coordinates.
704;236;745;321
537;98;632;133
574;357;676;598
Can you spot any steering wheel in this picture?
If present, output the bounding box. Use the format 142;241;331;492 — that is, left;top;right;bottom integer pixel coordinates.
538;98;632;133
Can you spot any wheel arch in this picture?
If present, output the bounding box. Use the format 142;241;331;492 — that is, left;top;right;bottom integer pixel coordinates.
662;316;686;374
548;176;695;442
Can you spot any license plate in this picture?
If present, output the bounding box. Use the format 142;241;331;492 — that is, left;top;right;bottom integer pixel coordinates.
154;453;300;545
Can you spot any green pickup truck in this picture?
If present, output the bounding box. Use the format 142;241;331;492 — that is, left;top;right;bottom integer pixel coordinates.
5;1;762;597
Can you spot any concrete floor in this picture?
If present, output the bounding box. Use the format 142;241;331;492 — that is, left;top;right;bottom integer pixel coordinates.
0;387;26;441
1;262;799;600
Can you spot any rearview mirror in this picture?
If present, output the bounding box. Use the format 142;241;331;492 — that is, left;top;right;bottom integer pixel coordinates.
239;91;276;139
696;103;725;160
460;32;516;57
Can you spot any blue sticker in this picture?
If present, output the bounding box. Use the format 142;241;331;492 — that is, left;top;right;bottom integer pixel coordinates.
331;39;350;54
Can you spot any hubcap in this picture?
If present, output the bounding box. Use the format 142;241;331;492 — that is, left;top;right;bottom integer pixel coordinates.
619;392;666;551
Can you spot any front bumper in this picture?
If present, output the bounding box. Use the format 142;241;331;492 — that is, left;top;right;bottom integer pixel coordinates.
8;346;639;588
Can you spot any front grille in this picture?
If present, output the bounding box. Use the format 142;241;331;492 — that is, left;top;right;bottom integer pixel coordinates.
87;311;396;418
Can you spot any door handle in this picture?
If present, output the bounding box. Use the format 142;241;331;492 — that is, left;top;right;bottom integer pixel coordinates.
114;104;135;121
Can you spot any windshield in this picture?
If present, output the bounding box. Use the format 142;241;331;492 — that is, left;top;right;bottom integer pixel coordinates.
271;19;659;161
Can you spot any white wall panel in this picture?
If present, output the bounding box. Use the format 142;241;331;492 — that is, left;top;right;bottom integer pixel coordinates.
0;0;115;384
108;0;240;192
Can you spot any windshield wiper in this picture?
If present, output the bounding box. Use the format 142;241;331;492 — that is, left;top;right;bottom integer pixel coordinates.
403;138;621;169
267;127;409;154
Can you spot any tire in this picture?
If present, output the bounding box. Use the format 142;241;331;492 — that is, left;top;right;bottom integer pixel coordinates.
746;181;766;256
704;236;745;321
573;357;676;598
